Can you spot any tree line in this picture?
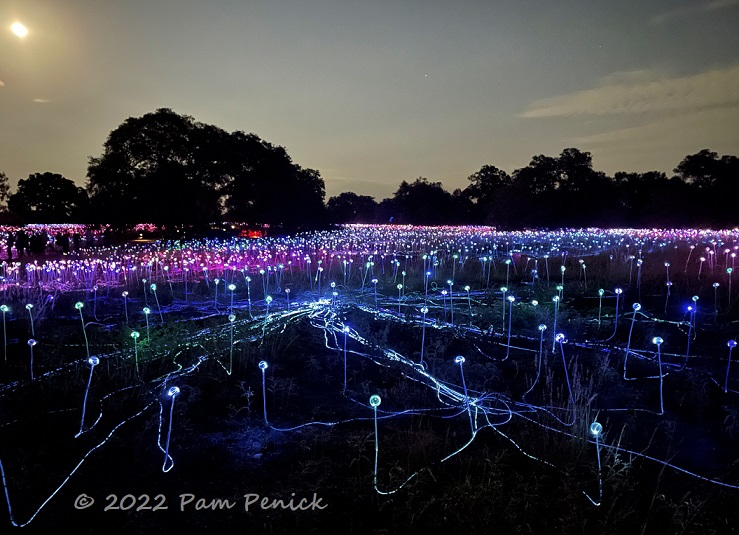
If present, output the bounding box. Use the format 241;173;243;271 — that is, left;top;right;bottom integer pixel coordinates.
0;108;737;229
329;148;739;229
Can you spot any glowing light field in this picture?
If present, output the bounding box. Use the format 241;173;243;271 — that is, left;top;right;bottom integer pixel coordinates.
0;224;738;533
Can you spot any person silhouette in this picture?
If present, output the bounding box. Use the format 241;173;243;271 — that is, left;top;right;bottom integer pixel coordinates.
6;232;14;260
15;229;28;258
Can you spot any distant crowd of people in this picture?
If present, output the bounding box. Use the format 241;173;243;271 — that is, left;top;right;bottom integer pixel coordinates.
4;228;101;260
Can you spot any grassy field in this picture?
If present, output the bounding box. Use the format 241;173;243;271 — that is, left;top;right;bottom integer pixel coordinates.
0;226;738;534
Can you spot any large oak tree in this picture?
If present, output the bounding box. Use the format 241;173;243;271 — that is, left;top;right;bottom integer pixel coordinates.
86;108;326;228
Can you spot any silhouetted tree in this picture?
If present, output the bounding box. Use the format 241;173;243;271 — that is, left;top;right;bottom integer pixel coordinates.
326;192;378;223
554;148;613;226
221;132;326;229
674;149;739;227
8;172;89;223
463;165;513;226
0;171;10;212
675;149;724;189
390;177;466;225
508;148;615;227
375;198;397;224
612;171;694;227
510;154;560;227
87;109;233;225
87;108;326;228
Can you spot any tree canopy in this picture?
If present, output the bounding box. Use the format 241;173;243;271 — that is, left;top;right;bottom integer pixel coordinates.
86;108;327;228
4;119;738;229
325;192;379;224
7;172;88;223
326;148;739;229
0;171;10;209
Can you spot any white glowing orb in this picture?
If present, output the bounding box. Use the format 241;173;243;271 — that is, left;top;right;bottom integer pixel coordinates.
11;22;28;38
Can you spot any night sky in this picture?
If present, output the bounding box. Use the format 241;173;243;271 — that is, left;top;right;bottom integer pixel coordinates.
1;0;738;200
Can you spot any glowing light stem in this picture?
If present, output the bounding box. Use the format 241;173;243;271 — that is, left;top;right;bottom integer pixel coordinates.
501;287;507;324
466;287;472;324
684;245;694;273
505;296;514;360
77;304;90;360
651;336;665;415
152;286;164;323
142;279;148;306
263;296;272;337
557;335;576;422
685;308;695;367
551;296;560;352
28;340;36;381
1;306;7;363
728;268;733;313
131;332;140;373
163;387;179;472
144;309;151;344
92;287;98;321
523;325;547;400
605;289;622;342
343;327;349;394
77;357;99;437
317;267;323;299
584;422;603;506
561;265;566;299
725;341;736;394
246;277;252;319
228;316;234;375
259;361;269;426
486;256;492;288
455;356;475;435
623;303;640;380
26;305;34;337
122;292;129;325
370;395;382;490
424;271;430;304
420;306;428;367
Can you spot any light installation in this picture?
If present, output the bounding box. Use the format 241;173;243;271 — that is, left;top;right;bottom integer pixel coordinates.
0;225;736;529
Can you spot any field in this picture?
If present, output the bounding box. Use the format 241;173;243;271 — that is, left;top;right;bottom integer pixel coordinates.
0;225;738;534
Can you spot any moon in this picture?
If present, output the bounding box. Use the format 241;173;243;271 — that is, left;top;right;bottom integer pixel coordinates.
11;21;29;38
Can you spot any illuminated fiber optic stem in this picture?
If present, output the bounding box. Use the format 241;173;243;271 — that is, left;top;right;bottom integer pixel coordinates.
259;361;269;426
455;356;475;436
583;421;603;506
76;356;99;437
162;386;180;472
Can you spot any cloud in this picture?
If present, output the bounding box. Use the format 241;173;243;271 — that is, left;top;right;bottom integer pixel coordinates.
651;0;739;24
33;98;51;103
566;105;739;174
704;0;739;10
520;64;739;118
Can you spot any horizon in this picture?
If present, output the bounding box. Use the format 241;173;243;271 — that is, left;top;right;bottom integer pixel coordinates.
1;0;738;200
